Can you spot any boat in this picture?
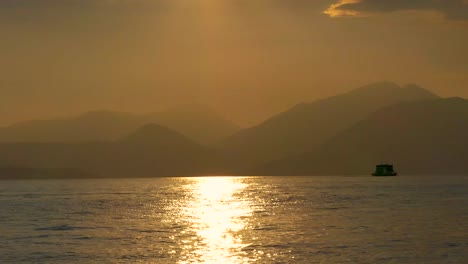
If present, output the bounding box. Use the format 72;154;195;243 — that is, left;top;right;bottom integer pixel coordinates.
372;164;397;176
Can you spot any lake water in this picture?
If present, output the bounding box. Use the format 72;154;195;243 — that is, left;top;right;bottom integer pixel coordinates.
1;175;467;263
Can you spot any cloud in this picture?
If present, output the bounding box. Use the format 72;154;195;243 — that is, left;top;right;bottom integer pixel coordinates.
325;0;468;21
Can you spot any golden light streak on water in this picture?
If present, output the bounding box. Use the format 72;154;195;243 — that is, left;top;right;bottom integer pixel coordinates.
179;177;253;264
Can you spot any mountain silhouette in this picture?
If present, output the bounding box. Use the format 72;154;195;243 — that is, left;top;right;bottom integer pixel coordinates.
221;82;438;167
0;124;225;178
2;82;463;179
0;167;94;179
144;104;240;144
0;110;138;143
121;123;197;146
0;105;239;145
256;97;468;175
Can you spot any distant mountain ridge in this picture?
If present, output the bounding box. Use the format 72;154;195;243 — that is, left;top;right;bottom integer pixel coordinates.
220;82;439;167
0;105;239;145
0;123;227;178
0;110;140;143
121;123;196;147
146;104;240;144
3;81;467;178
255;97;468;175
0;167;93;180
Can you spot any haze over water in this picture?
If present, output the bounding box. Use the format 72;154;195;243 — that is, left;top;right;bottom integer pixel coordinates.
1;175;467;263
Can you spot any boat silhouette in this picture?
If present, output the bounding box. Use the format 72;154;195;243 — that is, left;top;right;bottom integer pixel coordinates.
372;164;398;176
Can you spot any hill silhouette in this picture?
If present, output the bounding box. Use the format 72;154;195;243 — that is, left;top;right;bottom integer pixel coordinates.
121;123;197;147
2;82;465;178
144;104;240;144
221;82;438;167
256;97;468;175
0;110;138;143
0;124;226;178
0;167;94;179
0;105;238;145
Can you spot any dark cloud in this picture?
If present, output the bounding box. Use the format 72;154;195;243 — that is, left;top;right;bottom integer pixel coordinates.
326;0;468;21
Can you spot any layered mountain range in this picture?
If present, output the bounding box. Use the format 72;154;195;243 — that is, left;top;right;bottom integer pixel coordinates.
0;104;239;145
254;97;468;175
219;82;438;166
1;82;467;178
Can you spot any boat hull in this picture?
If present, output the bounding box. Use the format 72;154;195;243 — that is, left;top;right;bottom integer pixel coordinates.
372;173;398;176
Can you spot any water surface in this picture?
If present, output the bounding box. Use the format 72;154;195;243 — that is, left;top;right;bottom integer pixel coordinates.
1;175;467;263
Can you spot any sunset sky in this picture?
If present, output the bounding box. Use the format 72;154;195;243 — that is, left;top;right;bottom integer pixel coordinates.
1;0;467;126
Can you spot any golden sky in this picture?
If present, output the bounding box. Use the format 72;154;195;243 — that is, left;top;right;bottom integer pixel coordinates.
1;0;467;126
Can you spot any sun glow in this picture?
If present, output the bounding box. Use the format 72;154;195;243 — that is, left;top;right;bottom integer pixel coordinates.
179;177;252;264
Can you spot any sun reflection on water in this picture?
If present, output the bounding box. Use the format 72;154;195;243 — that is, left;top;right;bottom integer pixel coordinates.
179;177;252;264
